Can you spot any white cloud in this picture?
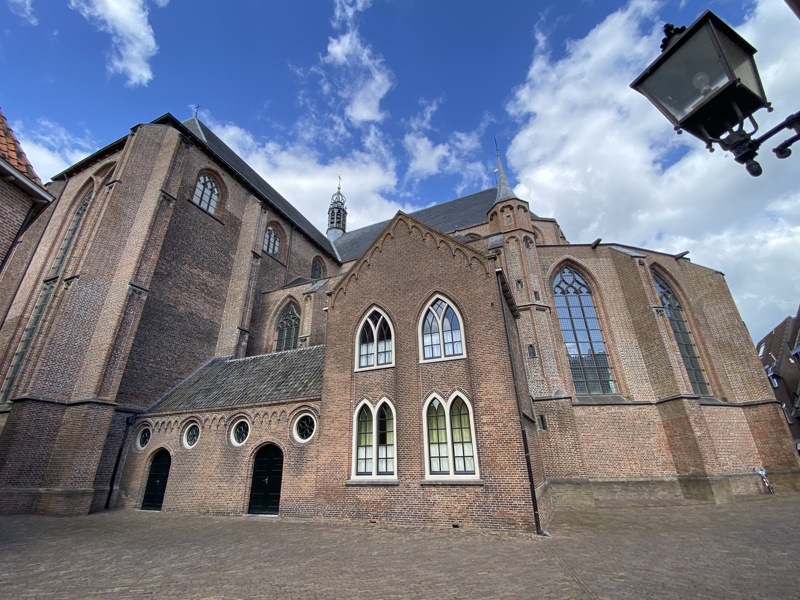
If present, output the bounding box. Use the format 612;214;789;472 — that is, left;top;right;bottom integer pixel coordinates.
402;100;492;194
13;119;95;181
8;0;37;25
506;0;800;340
320;0;394;125
199;111;410;233
68;0;169;87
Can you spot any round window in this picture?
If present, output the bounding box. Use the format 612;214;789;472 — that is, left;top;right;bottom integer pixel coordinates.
294;413;316;443
137;427;151;449
231;419;250;446
184;423;200;448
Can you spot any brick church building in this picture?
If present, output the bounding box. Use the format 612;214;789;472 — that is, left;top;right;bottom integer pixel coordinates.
0;111;797;529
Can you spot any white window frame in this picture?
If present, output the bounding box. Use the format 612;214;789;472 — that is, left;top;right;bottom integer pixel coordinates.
421;392;480;481
293;411;317;443
350;398;398;480
417;294;467;363
354;307;396;371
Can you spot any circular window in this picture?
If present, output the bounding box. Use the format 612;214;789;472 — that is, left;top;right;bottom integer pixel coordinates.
231;419;250;446
184;423;200;448
137;427;151;449
294;413;316;443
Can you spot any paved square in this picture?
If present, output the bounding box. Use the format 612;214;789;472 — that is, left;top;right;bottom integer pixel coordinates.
1;495;798;599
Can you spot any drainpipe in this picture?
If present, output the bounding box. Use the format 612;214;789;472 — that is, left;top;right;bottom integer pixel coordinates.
495;268;548;536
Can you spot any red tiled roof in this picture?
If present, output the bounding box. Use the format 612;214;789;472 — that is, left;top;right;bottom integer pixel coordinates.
0;106;44;187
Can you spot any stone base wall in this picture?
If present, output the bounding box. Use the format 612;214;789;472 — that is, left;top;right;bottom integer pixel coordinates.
548;471;800;509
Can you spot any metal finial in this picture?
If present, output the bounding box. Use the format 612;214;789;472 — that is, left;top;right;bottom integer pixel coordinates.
337;170;342;191
660;24;686;52
194;104;200;117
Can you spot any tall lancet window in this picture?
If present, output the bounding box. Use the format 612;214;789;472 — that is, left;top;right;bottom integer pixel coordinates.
652;271;710;396
1;187;94;403
553;266;616;395
275;303;300;351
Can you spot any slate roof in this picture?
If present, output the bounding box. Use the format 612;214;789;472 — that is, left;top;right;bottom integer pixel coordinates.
0;106;45;187
149;346;325;414
757;316;794;374
180;117;337;258
334;187;538;262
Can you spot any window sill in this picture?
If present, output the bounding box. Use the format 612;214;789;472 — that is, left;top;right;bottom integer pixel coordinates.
419;355;467;365
187;198;225;225
354;364;395;373
420;478;484;486
345;478;399;486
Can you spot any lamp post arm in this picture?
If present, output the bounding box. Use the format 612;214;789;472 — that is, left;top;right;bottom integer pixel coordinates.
747;111;800;161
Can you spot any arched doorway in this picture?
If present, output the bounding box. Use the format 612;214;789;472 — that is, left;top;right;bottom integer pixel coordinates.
248;444;283;514
141;449;171;511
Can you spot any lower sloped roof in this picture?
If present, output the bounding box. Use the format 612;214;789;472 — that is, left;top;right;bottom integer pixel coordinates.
149;345;325;414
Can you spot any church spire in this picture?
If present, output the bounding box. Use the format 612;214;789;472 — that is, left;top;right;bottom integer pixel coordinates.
495;146;516;203
326;171;347;242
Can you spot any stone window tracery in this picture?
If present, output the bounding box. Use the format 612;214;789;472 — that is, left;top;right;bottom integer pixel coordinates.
275;303;300;351
191;174;220;214
652;271;710;396
553;266;616;395
264;226;281;258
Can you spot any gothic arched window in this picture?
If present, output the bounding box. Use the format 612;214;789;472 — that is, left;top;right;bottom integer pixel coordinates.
311;258;323;279
423;394;478;478
353;400;395;477
275;303;300;351
420;297;463;361
652;271;710;396
356;309;393;369
191;174;220;214
553;266;616;395
263;226;280;258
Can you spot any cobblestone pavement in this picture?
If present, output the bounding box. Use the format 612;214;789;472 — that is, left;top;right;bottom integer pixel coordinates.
1;495;799;599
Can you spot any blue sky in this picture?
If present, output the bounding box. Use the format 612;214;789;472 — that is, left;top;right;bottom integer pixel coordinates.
2;0;799;342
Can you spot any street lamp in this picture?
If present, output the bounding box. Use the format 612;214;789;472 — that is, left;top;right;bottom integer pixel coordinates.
631;10;800;176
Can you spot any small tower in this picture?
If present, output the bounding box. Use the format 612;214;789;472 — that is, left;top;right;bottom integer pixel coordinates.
326;172;347;242
488;148;530;234
494;149;516;205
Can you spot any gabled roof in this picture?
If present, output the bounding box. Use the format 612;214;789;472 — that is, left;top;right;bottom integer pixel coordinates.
334;186;536;262
0;106;44;187
148;345;325;414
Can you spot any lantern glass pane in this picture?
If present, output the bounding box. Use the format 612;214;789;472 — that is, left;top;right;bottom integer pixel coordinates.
640;27;729;122
717;33;764;100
